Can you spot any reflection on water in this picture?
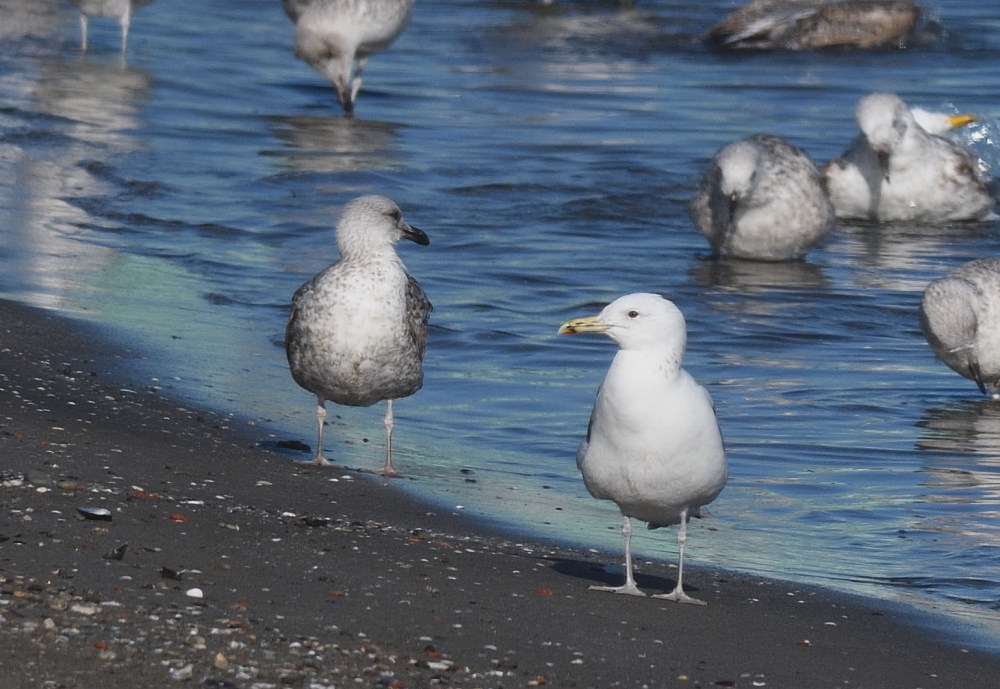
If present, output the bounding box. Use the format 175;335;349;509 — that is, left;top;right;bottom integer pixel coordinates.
691;257;830;292
919;401;1000;459
264;115;404;173
1;56;151;311
34;58;151;149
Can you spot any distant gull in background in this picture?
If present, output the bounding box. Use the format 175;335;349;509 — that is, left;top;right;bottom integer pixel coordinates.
704;0;923;50
558;293;728;604
282;0;414;116
66;0;154;54
820;92;995;222
690;134;835;261
910;107;977;136
285;194;432;475
920;258;1000;398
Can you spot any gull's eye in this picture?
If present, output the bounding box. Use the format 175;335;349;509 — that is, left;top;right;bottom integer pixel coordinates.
627;310;639;319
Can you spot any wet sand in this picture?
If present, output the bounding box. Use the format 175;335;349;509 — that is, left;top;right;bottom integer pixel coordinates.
1;298;998;688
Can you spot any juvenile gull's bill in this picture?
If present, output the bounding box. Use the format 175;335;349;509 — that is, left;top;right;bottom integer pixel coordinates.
285;194;432;476
559;293;728;604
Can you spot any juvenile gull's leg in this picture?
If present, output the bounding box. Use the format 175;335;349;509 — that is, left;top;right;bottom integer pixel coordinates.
381;399;400;477
309;397;334;466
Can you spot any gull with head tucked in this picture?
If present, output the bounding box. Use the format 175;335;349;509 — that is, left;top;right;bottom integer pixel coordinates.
690;134;835;261
559;293;728;604
282;0;414;116
920;258;1000;398
820;92;994;223
285;194;432;475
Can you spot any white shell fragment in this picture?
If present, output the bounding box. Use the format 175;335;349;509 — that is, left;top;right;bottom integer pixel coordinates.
77;506;112;521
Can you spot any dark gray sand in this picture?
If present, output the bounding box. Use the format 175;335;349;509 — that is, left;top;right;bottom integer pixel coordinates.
1;299;998;688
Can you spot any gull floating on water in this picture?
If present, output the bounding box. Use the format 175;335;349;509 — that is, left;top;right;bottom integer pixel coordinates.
559;293;728;604
285;194;432;475
703;0;924;50
920;258;1000;398
66;0;154;54
690;134;835;261
282;0;414;116
820;92;995;222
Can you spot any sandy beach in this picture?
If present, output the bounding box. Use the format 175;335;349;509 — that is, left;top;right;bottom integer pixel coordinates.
1;297;998;689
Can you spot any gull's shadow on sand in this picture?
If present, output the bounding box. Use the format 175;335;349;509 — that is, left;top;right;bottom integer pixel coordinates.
549;557;693;597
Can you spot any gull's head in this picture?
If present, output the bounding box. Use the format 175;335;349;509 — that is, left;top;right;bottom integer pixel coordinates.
717;138;760;202
856;92;915;181
335;194;429;258
558;293;687;353
910;107;978;135
856;92;914;154
292;24;358;115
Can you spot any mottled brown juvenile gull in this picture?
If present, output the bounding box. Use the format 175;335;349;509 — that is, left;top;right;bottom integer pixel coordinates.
558;293;728;604
920;258;1000;398
690;134;835;261
66;0;154;54
285;194;432;475
820;92;995;222
282;0;414;116
704;0;923;50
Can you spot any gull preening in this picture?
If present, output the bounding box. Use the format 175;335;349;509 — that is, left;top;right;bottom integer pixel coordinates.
282;0;414;116
820;92;995;222
559;293;728;604
285;194;432;475
690;134;835;261
703;0;924;50
920;258;1000;398
66;0;154;54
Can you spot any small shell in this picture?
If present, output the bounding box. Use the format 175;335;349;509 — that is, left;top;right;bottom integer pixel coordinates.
77;506;112;521
185;588;204;599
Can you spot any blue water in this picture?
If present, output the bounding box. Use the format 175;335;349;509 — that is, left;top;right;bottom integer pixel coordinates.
3;0;1000;647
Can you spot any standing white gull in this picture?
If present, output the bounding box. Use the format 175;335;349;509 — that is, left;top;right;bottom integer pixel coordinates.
282;0;414;116
285;194;432;475
690;134;835;261
558;293;728;604
920;258;1000;398
66;0;154;54
820;92;995;222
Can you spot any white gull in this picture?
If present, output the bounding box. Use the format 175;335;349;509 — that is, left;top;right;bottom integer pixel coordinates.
558;293;728;604
285;194;432;475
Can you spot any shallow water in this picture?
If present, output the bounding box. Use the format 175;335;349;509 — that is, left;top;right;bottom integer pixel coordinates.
3;0;1000;647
